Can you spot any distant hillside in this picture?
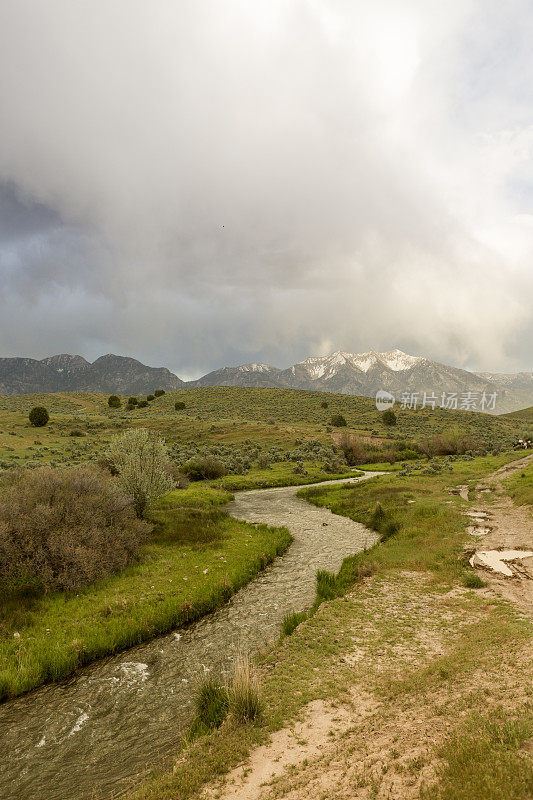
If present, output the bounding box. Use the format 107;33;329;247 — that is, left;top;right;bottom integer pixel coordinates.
0;354;184;395
192;349;533;415
477;371;533;413
505;405;533;422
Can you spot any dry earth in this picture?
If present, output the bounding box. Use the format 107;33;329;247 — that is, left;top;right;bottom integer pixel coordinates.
468;453;533;616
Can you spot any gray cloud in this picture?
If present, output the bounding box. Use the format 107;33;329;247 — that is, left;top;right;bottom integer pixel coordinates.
0;0;532;377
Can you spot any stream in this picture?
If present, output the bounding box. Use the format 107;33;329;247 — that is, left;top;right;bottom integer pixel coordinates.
0;471;381;800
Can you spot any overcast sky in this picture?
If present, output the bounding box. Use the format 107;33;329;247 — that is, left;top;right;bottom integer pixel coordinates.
0;1;532;379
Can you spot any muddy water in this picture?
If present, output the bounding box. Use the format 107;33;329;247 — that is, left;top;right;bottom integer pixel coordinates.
0;472;381;800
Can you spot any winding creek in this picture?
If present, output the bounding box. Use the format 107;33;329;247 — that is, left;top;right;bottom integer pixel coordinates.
0;471;381;800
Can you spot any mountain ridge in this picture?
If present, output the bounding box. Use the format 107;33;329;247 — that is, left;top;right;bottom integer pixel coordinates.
0;349;532;413
0;354;184;395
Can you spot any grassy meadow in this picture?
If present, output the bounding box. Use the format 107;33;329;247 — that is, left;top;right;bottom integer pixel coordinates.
0;386;528;471
126;451;533;800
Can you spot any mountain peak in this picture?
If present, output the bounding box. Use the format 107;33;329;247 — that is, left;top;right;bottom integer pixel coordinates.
300;349;423;376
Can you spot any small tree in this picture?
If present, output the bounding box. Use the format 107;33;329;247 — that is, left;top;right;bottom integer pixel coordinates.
330;414;347;427
108;395;121;409
154;389;165;397
29;406;49;427
382;409;397;426
175;401;186;410
105;428;176;517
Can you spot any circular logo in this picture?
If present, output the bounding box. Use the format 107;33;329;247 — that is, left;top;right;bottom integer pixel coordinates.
375;390;395;411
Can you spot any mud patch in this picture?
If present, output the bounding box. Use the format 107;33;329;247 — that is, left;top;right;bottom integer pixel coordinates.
470;549;533;577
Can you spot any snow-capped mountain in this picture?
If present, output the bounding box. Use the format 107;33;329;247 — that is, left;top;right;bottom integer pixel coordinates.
296;350;423;380
193;349;533;413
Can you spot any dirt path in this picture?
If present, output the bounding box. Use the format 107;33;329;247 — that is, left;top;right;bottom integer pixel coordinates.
467;453;533;616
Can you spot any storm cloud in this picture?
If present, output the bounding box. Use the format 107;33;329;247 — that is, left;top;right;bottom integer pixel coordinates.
0;0;532;377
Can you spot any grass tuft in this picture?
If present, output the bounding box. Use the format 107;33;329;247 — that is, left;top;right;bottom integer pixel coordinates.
463;571;488;589
227;654;263;723
281;610;307;638
189;677;229;738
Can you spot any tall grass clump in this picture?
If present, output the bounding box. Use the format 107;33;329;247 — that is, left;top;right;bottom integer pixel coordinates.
189;677;229;738
227;654;262;723
369;501;401;541
462;571;487;589
281;610;307;638
316;569;338;602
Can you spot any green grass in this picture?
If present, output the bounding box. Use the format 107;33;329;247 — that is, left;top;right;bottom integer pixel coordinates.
298;452;527;579
422;711;533;800
504;461;533;507
157;482;233;508
505;404;533;421
213;462;358;491
0;386;524;470
0;499;291;701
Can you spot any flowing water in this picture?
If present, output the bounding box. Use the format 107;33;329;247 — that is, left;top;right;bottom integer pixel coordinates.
0;472;381;800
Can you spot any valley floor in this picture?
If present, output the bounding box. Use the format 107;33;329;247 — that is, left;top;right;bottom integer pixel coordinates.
130;454;533;800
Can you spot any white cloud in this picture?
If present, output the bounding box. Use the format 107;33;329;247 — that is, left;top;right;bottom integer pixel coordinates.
0;0;532;373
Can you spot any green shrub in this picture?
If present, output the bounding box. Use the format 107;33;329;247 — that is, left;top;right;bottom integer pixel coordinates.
154;389;165;397
108;395;121;408
28;406;49;427
330;414;347;427
105;428;176;517
321;400;329;409
175;401;186;410
382;409;397;426
0;466;150;594
127;397;138;406
182;456;227;481
146;394;155;402
137;400;148;408
69;429;85;437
